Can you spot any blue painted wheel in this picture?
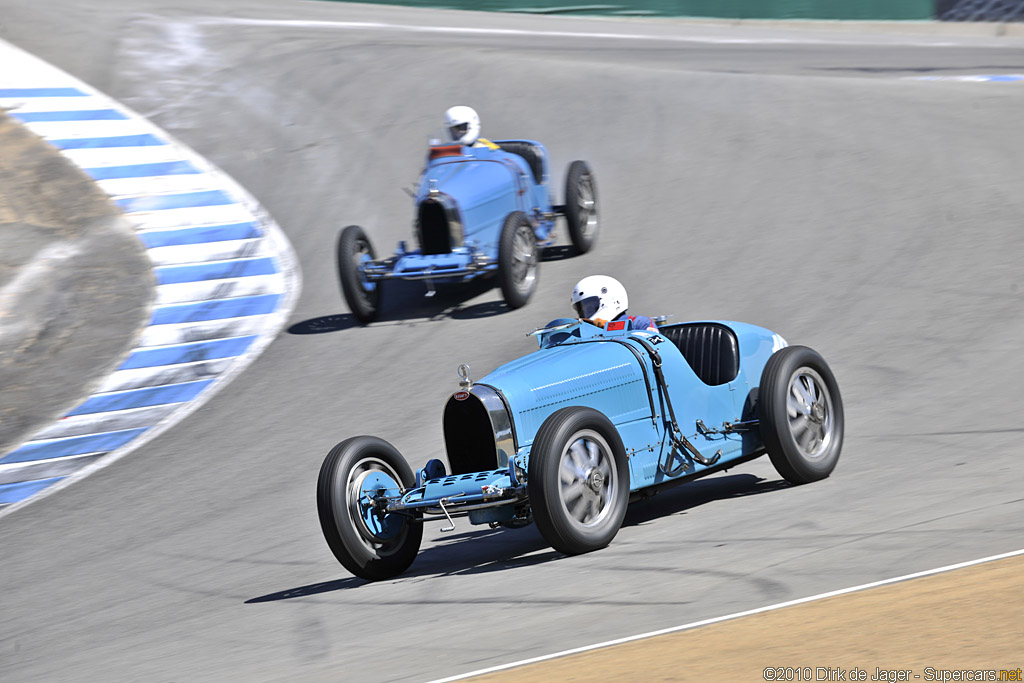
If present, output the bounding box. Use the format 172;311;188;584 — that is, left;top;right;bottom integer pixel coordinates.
337;225;380;324
317;436;422;580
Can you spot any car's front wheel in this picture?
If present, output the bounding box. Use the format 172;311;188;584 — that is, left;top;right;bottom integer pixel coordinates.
337;225;380;324
317;436;422;581
564;160;598;254
758;345;844;484
528;407;629;555
497;211;539;309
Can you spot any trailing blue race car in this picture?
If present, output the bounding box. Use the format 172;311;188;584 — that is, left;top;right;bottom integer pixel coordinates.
317;315;845;581
337;112;598;323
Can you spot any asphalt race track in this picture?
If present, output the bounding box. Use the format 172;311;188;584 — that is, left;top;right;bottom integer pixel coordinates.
2;2;1023;681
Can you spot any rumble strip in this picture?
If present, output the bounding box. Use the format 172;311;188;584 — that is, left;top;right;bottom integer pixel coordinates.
0;39;300;516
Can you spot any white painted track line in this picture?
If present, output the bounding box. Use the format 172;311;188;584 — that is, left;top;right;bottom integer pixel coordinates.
425;548;1024;683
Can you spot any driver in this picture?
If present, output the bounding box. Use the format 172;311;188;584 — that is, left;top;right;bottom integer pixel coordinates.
444;105;499;150
571;275;657;331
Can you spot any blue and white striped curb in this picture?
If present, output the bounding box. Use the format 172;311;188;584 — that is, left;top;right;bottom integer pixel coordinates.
0;40;301;516
908;74;1024;81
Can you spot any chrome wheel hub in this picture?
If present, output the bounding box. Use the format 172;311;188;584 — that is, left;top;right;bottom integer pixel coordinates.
345;457;406;552
558;430;616;527
577;175;597;238
511;224;538;293
355;240;376;293
786;368;833;458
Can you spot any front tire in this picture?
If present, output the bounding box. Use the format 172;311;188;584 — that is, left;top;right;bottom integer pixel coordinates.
497;211;539;309
564;160;598;254
758;346;844;484
337;225;380;324
317;436;422;581
528;407;629;555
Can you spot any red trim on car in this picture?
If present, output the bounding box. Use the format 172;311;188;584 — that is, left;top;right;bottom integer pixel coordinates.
429;145;463;160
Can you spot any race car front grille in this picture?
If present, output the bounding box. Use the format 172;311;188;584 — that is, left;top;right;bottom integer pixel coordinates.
418;199;452;255
443;393;499;475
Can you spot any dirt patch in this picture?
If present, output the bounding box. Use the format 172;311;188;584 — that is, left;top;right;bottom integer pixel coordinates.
0;112;154;456
0;114;116;230
468;554;1024;682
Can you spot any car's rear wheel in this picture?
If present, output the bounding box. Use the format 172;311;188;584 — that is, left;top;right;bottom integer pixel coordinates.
498;211;539;309
528;407;629;555
564;160;598;254
317;436;422;581
758;346;844;484
337;225;380;324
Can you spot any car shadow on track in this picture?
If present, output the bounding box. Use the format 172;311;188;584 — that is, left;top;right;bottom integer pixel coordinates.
540;244;579;262
244;474;790;600
287;246;583;333
244;527;557;601
623;473;791;527
375;277;504;322
815;64;1024;75
285;283;508;335
286;314;361;334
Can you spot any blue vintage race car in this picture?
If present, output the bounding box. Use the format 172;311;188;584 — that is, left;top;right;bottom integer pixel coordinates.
317;318;844;580
337;139;598;323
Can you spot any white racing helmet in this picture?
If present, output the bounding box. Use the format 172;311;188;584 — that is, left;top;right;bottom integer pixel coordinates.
444;105;480;146
571;275;628;322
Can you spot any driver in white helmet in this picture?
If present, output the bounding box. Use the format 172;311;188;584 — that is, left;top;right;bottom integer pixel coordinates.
443;105;499;150
571;275;657;331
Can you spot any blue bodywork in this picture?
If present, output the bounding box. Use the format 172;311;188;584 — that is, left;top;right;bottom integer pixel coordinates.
363;140;558;284
382;318;789;526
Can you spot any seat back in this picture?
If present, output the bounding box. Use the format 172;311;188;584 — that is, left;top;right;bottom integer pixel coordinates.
659;323;740;386
496;140;544;184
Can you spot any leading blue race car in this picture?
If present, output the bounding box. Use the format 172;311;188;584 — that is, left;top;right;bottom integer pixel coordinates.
337;139;598;323
317;317;844;580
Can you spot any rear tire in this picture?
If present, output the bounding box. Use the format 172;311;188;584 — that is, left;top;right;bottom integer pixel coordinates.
497;211;539;309
564;161;598;254
758;346;844;484
337;225;380;324
528;407;629;555
317;436;422;580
